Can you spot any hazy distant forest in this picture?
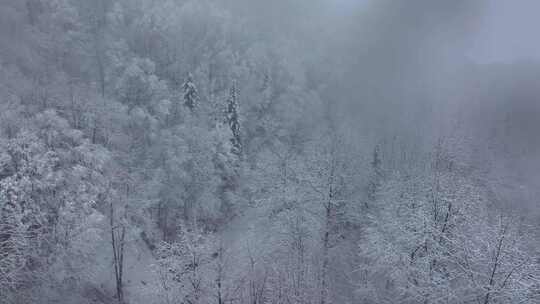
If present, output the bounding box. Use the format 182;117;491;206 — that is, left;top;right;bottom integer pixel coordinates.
0;0;539;303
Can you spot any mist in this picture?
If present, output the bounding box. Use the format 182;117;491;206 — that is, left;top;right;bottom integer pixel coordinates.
0;1;538;303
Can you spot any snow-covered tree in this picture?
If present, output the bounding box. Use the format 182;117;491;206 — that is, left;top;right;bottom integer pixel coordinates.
360;136;540;304
182;73;199;112
225;79;242;156
366;144;383;208
156;226;211;304
115;57;168;109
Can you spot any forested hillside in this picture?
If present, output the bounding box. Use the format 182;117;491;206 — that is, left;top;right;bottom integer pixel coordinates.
0;1;539;303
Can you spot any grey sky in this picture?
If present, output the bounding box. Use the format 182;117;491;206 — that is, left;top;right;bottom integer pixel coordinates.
471;0;540;63
325;0;540;63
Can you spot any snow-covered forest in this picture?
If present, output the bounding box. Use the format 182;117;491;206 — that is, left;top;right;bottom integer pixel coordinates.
0;1;539;303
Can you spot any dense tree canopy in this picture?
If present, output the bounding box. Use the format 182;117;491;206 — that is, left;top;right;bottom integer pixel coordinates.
0;1;538;304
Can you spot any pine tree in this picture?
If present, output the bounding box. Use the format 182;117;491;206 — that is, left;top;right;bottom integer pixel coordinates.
366;145;382;207
182;73;199;112
225;80;241;156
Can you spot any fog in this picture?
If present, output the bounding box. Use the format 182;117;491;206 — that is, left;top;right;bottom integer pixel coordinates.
0;1;538;303
258;0;540;214
315;0;540;214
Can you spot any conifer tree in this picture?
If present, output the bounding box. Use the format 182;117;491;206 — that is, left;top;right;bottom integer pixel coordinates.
366;145;382;207
225;79;241;156
183;73;199;112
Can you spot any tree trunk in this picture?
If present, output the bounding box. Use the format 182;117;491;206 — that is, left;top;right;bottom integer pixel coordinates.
483;225;506;304
110;201;126;304
320;190;333;304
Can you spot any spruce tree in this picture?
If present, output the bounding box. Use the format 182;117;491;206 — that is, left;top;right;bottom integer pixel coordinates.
366;145;383;207
225;79;242;156
182;73;199;112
